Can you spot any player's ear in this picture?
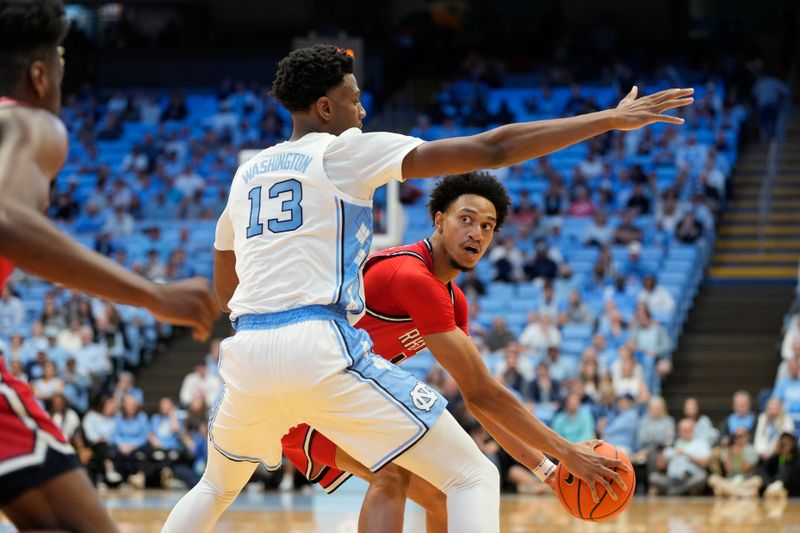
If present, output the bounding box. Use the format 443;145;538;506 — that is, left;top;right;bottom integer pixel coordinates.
28;60;50;102
434;211;445;232
315;96;333;122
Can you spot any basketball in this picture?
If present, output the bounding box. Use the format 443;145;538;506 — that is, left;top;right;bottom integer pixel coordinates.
554;442;636;522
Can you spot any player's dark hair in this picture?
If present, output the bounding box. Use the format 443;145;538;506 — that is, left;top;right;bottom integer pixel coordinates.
428;171;511;230
0;0;67;94
271;44;354;112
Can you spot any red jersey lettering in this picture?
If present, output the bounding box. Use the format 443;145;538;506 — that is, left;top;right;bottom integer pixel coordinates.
355;239;469;363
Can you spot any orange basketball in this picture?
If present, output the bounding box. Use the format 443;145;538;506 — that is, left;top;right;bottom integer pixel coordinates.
554;442;636;522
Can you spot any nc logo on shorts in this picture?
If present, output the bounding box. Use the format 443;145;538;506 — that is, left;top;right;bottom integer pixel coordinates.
410;382;437;412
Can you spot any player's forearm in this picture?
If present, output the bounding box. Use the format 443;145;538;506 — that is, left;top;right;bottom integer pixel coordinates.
0;202;158;307
471;405;546;470
477;109;616;169
213;250;237;312
465;382;572;460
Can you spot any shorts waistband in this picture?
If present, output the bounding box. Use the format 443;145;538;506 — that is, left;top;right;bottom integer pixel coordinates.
233;305;348;331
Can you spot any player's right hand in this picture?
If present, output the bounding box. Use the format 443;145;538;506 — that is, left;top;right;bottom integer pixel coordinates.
611;86;694;131
560;439;629;503
148;277;220;341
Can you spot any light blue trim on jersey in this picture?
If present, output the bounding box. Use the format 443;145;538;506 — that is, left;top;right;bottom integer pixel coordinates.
330;320;447;472
233;305;347;331
336;200;373;315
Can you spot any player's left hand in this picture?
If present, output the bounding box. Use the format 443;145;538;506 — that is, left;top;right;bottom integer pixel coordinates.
560;439;629;503
610;86;694;131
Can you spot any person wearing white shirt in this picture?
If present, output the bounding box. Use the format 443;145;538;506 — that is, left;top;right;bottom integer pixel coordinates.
179;361;222;407
519;312;562;357
0;285;24;338
73;326;111;384
781;315;800;360
649;418;711;496
754;398;796;462
174;165;206;198
637;274;676;314
488;237;524;282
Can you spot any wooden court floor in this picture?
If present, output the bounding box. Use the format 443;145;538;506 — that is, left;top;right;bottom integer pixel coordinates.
4;489;798;532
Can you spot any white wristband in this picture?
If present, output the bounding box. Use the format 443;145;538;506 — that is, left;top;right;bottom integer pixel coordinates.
532;456;557;482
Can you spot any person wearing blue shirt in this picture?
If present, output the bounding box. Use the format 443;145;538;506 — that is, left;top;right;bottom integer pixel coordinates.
113;394;151;487
601;394;640;455
551;393;596;443
150;397;183;452
773;359;800;417
720;390;756;442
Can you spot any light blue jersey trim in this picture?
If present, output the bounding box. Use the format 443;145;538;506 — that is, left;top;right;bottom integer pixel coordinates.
233;305;347;331
332;199;344;302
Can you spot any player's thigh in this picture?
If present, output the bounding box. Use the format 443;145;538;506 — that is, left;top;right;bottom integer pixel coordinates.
2;468;117;533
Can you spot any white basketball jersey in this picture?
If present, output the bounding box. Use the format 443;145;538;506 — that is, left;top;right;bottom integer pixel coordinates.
215;129;423;323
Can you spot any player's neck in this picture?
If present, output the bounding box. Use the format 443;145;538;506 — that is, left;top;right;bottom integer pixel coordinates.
289;114;334;141
428;234;460;284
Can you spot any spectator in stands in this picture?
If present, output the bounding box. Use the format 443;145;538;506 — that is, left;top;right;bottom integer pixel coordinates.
597;301;630;348
167;249;196;280
525;362;561;408
638;274;676;314
523;240;558;282
754;398;796;462
112;371;144;406
720;391;757;443
179;361;222;408
174;165;205;199
96;111;123;140
649;418;711;496
161;92;189;122
637;396;676;452
62;357;91;414
542;182;565;216
683;397;720;446
752;70;789;139
613;209;644;245
101;206;135;239
137;93;162;126
625;183;651;215
772;358;800;419
485;316;516;352
612;357;650;405
82;396;122;485
21;321;48;364
617;241;649;286
73;201;108;233
9;359;27;383
577;358;601;404
655;190;685;235
113;394;151;489
552;392;595;443
542;345;576;384
760;432;800;498
675;211;704;244
25;350;49;381
558;288;594;327
41;297;68;331
708;427;761;497
780;315;800;361
58;318;84;354
149;397;184;483
519;312;561;357
583;210;614;247
488;237;524;282
32;361;63;405
42;328;68;372
631;305;673;377
49;393;81;443
599;394;640;455
0;285;24;338
120;145;149;174
511;191;545;240
591;333;616;373
567;185;596;217
494;342;532;394
74;325;111;388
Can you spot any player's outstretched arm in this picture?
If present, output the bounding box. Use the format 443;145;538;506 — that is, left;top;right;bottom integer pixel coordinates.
401;87;693;179
425;328;627;502
0;109;218;340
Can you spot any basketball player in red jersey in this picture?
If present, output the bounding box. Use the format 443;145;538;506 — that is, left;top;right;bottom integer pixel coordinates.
0;1;218;530
281;172;626;532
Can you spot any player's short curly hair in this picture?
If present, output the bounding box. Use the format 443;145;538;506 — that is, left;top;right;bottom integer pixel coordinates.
0;0;68;93
427;171;511;230
271;44;354;113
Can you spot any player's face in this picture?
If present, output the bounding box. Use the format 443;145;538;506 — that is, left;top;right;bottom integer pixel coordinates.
326;73;365;134
437;194;497;272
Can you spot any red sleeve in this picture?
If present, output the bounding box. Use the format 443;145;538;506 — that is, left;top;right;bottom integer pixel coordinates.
452;284;470;336
382;259;459;336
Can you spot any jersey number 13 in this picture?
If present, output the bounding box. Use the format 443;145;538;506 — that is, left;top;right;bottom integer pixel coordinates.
246;179;303;238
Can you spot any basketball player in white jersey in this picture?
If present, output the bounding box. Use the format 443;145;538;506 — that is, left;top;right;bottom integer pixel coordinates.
162;45;693;533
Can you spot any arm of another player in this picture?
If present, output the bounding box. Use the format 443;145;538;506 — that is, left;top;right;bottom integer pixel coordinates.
424;328;627;501
401;87;694;179
0;108;218;340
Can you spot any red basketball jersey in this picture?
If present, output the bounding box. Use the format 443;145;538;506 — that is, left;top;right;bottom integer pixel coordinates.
0;97;20;290
355;239;469;364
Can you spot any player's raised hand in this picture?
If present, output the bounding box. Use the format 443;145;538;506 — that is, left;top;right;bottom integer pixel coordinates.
611;86;694;131
560;440;629;503
147;277;220;341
